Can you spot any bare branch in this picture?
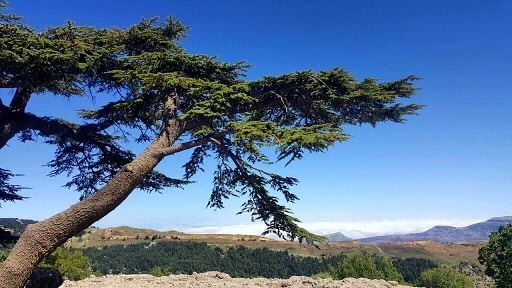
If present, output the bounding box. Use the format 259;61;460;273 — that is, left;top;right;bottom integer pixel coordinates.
158;130;229;156
159;136;211;156
308;74;335;93
270;91;288;115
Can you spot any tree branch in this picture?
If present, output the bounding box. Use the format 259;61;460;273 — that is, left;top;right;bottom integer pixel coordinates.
8;88;31;113
208;136;246;171
158;130;229;156
0;109;114;150
269;91;288;115
209;136;284;179
182;97;278;132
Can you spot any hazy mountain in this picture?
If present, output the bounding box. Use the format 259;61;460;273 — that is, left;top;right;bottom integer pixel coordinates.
325;232;352;242
358;216;512;244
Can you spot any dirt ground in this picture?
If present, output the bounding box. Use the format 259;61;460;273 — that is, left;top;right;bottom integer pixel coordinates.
62;271;416;288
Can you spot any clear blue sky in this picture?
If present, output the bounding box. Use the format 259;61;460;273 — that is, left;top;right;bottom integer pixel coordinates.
0;0;510;237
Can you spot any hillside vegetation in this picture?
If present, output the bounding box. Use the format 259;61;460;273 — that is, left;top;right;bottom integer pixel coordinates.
83;242;342;278
64;226;484;266
80;241;482;286
0;219;494;286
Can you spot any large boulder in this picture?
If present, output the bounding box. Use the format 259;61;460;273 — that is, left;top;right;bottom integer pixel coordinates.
25;268;63;288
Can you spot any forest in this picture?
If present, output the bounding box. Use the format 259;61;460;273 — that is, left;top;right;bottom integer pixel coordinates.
83;241;436;283
85;242;341;277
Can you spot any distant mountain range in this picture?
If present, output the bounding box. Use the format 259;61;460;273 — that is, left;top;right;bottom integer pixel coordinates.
3;216;512;245
327;216;512;244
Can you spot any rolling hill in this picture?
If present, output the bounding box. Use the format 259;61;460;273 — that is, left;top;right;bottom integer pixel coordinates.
3;216;510;245
0;217;488;265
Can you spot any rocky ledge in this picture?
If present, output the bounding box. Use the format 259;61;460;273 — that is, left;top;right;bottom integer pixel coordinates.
62;271;416;288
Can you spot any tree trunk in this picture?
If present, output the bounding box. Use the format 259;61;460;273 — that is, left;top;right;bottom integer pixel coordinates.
0;122;183;288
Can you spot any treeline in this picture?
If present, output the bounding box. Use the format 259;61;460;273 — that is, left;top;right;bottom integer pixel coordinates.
84;242;343;278
392;257;438;283
83;241;440;283
3;240;476;285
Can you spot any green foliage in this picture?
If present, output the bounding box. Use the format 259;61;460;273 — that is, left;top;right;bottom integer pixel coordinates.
392;257;438;284
149;266;167;277
417;267;475;288
41;247;91;281
374;256;404;282
0;2;421;242
479;224;512;287
0;168;25;203
84;241;343;278
330;254;378;279
329;254;403;283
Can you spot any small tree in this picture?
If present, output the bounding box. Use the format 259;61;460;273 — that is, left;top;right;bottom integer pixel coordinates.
149;266;167;277
40;248;91;281
329;254;403;282
479;224;512;287
374;256;404;283
330;254;378;279
0;2;421;286
417;267;475;288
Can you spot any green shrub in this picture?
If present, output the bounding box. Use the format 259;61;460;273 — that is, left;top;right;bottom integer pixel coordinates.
479;224;512;288
41;248;91;281
330;254;378;279
149;266;167;277
329;254;403;282
417;267;475;288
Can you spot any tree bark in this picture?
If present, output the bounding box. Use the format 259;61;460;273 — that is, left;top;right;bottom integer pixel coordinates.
0;120;184;288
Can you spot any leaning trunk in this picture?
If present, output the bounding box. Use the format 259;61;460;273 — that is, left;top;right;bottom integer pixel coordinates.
0;124;181;287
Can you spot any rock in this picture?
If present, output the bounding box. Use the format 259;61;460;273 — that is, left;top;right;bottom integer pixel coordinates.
25;268;64;288
61;272;417;288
